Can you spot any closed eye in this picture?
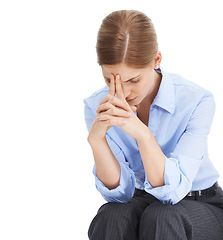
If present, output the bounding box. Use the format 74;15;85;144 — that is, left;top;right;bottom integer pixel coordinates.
105;78;140;84
105;78;111;83
130;79;140;84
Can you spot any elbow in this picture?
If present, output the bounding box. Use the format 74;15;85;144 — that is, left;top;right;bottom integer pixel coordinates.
102;191;134;203
98;180;135;203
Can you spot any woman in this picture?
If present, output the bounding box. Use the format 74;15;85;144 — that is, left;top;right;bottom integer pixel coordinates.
83;10;223;240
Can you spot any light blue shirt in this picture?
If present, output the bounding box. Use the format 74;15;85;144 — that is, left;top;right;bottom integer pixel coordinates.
83;66;219;204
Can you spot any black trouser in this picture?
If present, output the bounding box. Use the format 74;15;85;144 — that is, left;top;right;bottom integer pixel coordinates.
88;182;223;240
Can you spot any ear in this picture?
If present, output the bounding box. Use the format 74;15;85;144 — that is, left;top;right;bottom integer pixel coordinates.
154;51;162;68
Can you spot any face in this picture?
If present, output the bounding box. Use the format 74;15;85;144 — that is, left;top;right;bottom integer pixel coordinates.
101;62;161;106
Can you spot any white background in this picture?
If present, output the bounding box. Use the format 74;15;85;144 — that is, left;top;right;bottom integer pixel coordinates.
0;0;223;239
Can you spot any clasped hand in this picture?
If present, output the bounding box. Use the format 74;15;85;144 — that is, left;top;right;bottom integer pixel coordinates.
90;74;147;141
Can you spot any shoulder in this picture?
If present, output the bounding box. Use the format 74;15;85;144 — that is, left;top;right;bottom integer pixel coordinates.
167;70;215;108
169;71;207;93
83;85;109;112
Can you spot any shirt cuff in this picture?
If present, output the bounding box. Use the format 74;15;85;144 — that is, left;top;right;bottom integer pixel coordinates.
144;156;197;204
92;151;135;203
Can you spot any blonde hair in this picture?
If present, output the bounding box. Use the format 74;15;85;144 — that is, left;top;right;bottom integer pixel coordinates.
96;10;158;68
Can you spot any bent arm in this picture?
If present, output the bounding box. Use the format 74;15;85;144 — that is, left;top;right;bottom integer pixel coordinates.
136;127;166;188
142;91;217;204
88;136;121;190
84;101;135;202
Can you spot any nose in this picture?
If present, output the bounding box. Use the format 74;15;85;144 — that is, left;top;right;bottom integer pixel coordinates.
122;85;131;99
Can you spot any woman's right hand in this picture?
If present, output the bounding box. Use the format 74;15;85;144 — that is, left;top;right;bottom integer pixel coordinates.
87;74;136;145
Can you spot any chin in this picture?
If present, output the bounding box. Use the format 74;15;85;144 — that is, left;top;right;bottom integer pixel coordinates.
135;98;142;105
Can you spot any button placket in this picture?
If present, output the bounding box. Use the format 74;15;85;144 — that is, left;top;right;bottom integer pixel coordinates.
148;106;158;138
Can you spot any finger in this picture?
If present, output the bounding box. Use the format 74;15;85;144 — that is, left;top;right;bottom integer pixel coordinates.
108;74;115;96
98;74;115;107
98;94;113;107
96;95;130;113
99;107;131;118
115;75;126;101
96;102;114;113
107;96;130;111
130;106;137;112
97;115;126;126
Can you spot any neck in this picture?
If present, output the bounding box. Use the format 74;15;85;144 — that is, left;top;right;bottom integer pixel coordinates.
137;69;162;109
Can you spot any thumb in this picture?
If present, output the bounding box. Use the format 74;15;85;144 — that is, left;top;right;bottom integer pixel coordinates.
130;106;137;112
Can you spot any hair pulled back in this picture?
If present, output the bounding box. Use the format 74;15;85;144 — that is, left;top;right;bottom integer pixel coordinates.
96;10;158;68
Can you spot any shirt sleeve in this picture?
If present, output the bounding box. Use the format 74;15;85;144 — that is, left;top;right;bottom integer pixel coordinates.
84;101;135;203
144;91;216;204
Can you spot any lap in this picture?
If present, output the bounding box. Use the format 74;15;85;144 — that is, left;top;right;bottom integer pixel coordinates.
95;187;223;225
139;191;223;240
141;199;223;225
89;187;223;240
96;192;155;222
88;192;156;240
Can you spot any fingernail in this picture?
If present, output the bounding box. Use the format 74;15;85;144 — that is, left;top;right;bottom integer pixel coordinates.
116;75;120;80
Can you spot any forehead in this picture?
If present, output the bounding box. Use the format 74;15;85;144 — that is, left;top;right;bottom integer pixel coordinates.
101;63;143;78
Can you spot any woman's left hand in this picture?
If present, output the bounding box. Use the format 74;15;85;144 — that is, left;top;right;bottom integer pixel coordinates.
96;75;148;140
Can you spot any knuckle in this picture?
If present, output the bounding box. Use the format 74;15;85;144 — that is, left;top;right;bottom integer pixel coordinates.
107;99;112;104
104;102;108;108
107;109;112;115
108;96;115;103
106;102;111;108
111;108;116;115
107;119;112;125
100;97;107;104
107;94;113;99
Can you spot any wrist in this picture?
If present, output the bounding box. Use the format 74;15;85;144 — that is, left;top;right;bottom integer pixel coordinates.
87;134;107;147
136;125;152;144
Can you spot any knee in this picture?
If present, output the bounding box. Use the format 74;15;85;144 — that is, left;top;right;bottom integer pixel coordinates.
140;202;189;226
96;202;136;223
139;202;192;240
140;203;173;225
88;202;137;239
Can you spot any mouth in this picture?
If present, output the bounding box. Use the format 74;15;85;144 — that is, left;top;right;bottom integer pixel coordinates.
126;97;137;103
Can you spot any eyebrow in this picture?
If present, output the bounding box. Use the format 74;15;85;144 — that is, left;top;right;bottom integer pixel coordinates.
104;74;141;82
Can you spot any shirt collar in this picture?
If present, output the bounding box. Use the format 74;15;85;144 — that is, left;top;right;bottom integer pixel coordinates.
152;65;175;114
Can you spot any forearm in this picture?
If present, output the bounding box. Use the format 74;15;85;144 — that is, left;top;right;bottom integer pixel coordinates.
136;127;165;188
88;136;121;190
